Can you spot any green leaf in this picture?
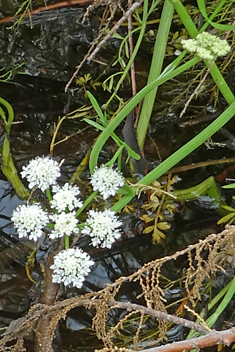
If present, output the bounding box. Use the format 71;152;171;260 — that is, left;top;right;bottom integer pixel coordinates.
217;213;235;224
197;0;235;31
87;91;106;125
221;205;235;212
223;183;235;189
157;222;170;230
153;228;166;242
83;118;105;131
143;225;154;234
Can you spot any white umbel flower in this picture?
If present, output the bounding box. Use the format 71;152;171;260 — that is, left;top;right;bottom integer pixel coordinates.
82;209;122;248
50;183;83;212
50;248;94;288
11;204;49;241
21;156;61;191
181;32;230;61
49;212;79;239
91;165;125;199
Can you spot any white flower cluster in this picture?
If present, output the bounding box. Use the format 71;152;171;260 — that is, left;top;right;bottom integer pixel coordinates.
51;183;83;212
50;248;94;288
12;157;84;242
91;165;125;199
49;212;79;239
12;204;49;241
181;32;230;61
82;209;122;248
21;156;61;191
12;157;125;289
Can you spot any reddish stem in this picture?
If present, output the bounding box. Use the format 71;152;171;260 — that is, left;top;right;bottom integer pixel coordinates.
0;0;94;25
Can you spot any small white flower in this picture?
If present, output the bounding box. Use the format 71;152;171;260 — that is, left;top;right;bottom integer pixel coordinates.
82;209;122;249
50;248;94;288
49;212;79;239
21;156;61;191
11;204;49;241
50;183;83;212
196;47;214;61
181;38;197;53
91;165;125;199
181;32;230;61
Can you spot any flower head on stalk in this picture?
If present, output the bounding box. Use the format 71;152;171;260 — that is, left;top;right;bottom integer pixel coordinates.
50;248;94;288
50;183;83;213
21;156;61;191
82;209;122;248
181;32;230;61
91;165;125;199
49;212;79;239
11;204;49;241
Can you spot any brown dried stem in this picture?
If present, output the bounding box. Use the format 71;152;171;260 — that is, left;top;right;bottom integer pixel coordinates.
139;327;235;352
0;0;94;25
1;226;235;351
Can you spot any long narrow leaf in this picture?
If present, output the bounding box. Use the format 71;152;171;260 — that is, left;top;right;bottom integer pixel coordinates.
83;118;140;160
89;56;200;172
197;0;235;31
111;100;235;212
87;91;106;125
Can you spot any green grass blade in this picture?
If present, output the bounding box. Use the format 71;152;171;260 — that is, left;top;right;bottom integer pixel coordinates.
83;118;140;160
0;98;29;199
0;97;14;133
170;0;235;105
111;100;235;211
104;0;150;107
137;0;174;149
87;91;106;124
197;0;235;31
89;56;200;172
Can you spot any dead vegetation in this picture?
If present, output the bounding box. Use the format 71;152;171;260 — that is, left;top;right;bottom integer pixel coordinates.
1;226;235;351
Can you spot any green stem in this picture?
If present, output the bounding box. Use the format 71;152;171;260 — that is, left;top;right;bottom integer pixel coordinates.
173;176;227;215
111;99;235;211
46;189;52;201
169;0;198;37
0;97;14;133
209;63;235;105
170;0;235;105
105;0;149;108
65;235;70;249
1;137;29;199
187;279;233;340
75;191;98;218
89;56;200;172
0;98;29;199
206;275;235;328
137;0;234;149
137;0;174;149
199;0;227;33
188;275;235;341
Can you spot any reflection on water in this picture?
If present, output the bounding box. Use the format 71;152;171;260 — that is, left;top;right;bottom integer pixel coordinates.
1;2;235;351
0;180;24;235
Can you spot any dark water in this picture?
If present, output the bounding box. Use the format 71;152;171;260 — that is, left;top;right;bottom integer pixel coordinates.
1;1;235;351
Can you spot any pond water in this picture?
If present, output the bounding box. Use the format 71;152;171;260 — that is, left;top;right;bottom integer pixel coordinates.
1;1;235;351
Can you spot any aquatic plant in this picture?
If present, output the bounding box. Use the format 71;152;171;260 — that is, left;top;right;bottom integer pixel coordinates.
2;225;235;351
12;203;49;241
21;156;61;192
90;165;125;199
11;156;124;288
181;32;230;61
1;0;235;351
50;248;94;288
85;0;235;214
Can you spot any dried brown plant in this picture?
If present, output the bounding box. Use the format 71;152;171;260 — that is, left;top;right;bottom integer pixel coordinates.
65;0;144;91
1;226;235;351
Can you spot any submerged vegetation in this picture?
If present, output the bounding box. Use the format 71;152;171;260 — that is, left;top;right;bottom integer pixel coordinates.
1;0;235;351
